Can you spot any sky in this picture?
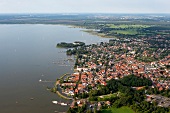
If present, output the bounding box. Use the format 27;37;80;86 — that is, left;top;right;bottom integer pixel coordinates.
0;0;169;14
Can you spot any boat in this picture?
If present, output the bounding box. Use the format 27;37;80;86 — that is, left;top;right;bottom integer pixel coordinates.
39;79;42;82
60;102;67;106
30;98;34;100
52;101;58;104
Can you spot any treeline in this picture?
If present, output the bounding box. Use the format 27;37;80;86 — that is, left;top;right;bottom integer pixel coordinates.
66;47;89;55
144;26;170;31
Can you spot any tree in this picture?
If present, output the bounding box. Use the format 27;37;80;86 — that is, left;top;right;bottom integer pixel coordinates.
67;107;76;113
86;109;92;113
94;107;98;113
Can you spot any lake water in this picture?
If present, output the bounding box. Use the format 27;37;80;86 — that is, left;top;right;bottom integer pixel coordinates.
0;24;109;113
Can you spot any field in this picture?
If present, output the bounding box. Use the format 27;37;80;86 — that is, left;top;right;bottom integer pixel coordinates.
103;24;151;36
101;106;134;113
108;24;150;29
83;23;170;38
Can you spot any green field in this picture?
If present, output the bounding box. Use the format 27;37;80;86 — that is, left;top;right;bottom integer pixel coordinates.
105;24;150;35
101;106;134;113
108;24;150;29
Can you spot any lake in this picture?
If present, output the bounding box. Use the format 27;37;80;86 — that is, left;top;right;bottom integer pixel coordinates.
0;24;109;113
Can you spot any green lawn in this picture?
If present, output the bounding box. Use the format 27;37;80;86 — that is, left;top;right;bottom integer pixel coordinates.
101;106;134;113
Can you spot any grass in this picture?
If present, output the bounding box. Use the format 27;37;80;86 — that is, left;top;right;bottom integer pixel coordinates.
99;92;124;98
101;93;117;98
101;106;134;113
97;93;117;101
97;92;125;102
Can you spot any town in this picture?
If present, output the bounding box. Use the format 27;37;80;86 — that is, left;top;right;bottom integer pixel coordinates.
53;32;170;113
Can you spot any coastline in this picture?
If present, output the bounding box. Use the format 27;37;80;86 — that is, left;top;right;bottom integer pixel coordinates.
67;24;118;39
81;29;117;38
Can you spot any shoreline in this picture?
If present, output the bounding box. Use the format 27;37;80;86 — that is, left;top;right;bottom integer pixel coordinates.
82;29;117;39
67;24;118;39
55;73;73;100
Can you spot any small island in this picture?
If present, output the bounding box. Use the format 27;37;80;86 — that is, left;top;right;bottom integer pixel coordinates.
56;41;85;48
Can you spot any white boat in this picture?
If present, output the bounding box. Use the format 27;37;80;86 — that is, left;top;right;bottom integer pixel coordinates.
52;101;58;104
61;103;67;106
39;79;42;82
30;98;34;100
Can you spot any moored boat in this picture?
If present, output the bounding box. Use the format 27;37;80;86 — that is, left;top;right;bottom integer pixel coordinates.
60;102;67;106
52;101;58;104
